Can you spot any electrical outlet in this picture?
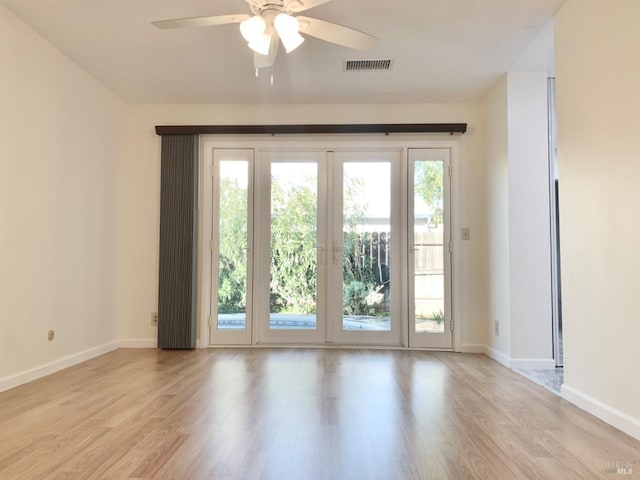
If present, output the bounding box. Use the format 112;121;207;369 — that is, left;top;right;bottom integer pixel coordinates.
494;320;500;336
151;312;158;326
48;329;55;341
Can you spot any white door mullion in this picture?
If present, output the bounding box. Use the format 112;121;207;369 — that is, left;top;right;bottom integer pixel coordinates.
400;147;410;348
326;151;335;344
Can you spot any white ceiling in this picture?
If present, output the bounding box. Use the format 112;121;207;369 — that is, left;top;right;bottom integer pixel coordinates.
0;0;565;104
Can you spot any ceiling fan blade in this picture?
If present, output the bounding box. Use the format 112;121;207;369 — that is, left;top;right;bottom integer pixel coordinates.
152;14;249;30
285;0;333;13
297;16;376;50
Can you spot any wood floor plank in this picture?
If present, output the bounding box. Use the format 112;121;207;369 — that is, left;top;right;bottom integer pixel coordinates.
0;348;638;479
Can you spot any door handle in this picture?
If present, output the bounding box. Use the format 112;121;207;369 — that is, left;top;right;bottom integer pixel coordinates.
316;245;326;265
333;243;344;265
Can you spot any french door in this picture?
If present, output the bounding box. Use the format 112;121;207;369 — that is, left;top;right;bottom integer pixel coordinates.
207;146;452;349
329;151;402;345
256;151;328;344
408;149;452;349
209;149;254;345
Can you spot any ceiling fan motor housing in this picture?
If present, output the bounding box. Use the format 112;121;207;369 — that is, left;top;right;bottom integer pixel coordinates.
248;1;289;16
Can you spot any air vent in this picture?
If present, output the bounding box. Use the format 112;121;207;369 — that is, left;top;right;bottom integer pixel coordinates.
344;59;393;72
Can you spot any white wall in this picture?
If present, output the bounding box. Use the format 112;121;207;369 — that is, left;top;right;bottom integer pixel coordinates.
117;103;489;349
483;76;511;360
507;71;553;367
482;25;555;369
555;0;640;434
0;5;125;383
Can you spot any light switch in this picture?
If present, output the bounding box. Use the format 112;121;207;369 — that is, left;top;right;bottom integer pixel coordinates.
461;228;471;241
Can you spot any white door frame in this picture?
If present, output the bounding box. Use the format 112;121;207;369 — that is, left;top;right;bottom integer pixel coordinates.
206;149;255;346
198;136;462;351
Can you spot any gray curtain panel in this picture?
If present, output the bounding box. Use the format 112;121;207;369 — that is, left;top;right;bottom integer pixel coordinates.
158;135;199;349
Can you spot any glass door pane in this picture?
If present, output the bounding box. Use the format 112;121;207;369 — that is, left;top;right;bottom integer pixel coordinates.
342;162;392;332
269;162;319;330
217;160;249;331
408;149;452;349
413;160;445;334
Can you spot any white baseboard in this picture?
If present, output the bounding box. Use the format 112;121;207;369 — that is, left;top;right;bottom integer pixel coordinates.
481;346;555;370
510;358;556;370
483;346;511;368
562;384;640;441
118;338;158;349
458;343;485;353
0;340;119;393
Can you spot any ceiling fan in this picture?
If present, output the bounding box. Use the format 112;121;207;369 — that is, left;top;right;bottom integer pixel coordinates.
152;0;377;80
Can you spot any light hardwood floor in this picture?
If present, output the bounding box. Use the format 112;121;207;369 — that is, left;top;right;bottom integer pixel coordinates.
0;349;638;479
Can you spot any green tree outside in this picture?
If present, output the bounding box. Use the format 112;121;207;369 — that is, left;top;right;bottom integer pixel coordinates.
415;161;444;225
217;161;444;315
269;177;318;314
217;176;248;313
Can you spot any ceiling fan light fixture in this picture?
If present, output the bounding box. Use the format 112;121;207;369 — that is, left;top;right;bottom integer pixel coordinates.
274;13;305;53
240;15;266;42
248;33;272;55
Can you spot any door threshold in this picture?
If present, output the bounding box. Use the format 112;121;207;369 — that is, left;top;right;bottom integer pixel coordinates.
208;343;455;352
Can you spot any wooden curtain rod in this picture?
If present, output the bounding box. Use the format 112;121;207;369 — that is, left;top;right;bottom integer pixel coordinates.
155;123;467;136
